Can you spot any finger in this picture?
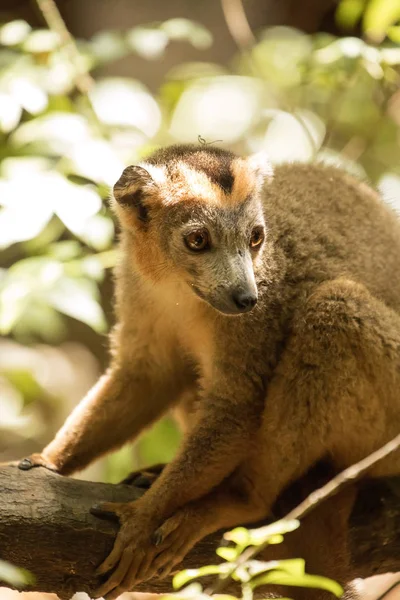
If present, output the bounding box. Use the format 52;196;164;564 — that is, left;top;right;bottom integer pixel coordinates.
96;533;125;575
104;584;128;600
132;546;159;583
151;515;181;546
18;455;57;472
157;553;185;580
121;549;147;587
91;502;122;522
95;548;132;598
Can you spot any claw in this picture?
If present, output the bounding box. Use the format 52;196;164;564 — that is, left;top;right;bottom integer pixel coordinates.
18;458;35;470
151;530;164;546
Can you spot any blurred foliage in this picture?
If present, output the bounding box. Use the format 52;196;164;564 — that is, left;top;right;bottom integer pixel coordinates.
1;0;400;483
0;1;399;597
0;560;33;588
169;519;343;599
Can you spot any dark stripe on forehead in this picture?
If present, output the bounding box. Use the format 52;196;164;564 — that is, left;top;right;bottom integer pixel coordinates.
146;144;236;194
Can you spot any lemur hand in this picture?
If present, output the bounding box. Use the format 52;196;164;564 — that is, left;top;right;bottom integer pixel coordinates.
17;453;58;472
92;499;193;599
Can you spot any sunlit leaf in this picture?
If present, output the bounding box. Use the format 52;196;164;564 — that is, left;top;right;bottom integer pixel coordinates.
0;20;32;46
224;527;251;546
251;569;343;596
11;112;92;153
47;241;82;261
161;18;213;49
387;25;400;42
0;376;31;429
170;76;265;143
173;565;226;590
90;78;161;137
1;156;52;179
336;0;366;29
0;279;31;334
127;27;169;60
252;28;312;87
90;30;128;63
364;0;400;41
68;139;125;186
77;214;115;250
47;277;107;332
8;78;48;114
11;302;67;343
0;560;34;587
258;109;325;163
0;92;22;132
0;180;53;248
23;29;60;53
216;546;239;561
52;179;102;234
246;519;299;545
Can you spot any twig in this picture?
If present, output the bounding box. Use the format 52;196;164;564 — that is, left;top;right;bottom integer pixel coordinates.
35;0;94;95
209;432;400;595
285;432;400;522
35;0;102;132
375;579;400;600
220;0;255;50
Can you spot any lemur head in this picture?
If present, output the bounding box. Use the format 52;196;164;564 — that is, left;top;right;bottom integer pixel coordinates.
112;144;273;316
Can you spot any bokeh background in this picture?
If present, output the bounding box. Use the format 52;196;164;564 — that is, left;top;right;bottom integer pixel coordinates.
2;0;400;481
0;4;400;596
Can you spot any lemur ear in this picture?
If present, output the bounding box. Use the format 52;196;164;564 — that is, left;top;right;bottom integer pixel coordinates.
247;151;274;187
113;165;157;224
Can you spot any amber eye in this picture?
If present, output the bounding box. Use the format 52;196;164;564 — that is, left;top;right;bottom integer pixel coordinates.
250;227;264;249
184;229;210;252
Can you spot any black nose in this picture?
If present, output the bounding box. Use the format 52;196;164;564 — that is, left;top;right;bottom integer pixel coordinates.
232;291;258;312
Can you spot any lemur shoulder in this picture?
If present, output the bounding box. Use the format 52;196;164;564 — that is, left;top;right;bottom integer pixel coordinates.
19;144;400;600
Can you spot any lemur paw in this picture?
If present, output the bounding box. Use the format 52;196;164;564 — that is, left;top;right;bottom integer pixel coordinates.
18;453;58;472
120;463;166;489
91;502;198;599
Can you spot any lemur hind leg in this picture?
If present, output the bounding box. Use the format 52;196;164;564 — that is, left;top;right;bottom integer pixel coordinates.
250;278;400;518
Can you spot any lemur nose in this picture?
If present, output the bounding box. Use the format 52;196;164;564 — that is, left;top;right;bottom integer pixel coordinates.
232;291;258;312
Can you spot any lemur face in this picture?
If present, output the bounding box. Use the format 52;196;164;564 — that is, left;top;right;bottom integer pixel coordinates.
112;145;272;316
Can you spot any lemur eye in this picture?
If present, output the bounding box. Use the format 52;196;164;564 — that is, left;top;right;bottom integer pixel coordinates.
184;229;210;252
250;227;264;249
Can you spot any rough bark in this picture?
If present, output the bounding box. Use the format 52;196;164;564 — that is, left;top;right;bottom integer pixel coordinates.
0;465;399;599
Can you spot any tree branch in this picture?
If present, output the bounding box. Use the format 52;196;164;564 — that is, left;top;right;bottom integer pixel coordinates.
0;462;399;598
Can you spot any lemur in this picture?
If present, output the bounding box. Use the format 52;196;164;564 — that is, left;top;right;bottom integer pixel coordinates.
18;144;400;599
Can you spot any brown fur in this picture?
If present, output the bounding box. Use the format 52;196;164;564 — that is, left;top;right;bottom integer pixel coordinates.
21;147;400;599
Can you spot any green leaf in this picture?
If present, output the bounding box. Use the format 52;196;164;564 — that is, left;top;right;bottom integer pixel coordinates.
127;27;169;60
387;25;400;42
47;277;107;333
0;20;31;46
249;559;343;597
173;565;225;589
90;30;128;63
224;526;251;546
161;18;213;49
246;519;300;546
0;92;22;132
90;78;161;137
0;560;34;587
169;76;264;144
336;0;366;29
363;0;400;40
216;546;239;561
23;29;60;53
0;278;31;334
